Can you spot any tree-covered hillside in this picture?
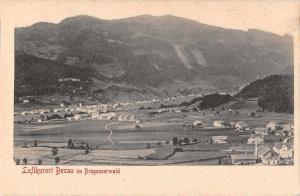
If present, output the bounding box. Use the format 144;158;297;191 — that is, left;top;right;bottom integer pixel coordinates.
236;75;293;113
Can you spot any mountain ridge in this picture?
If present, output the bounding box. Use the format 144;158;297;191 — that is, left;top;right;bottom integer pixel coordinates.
15;14;294;102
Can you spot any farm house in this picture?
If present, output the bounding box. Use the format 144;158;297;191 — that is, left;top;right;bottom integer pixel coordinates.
213;120;226;128
247;134;264;144
193;120;205;127
212;136;227;144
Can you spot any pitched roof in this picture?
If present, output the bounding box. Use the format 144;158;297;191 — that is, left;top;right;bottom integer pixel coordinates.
273;142;293;149
231;154;257;160
285;142;294;149
257;145;271;156
229;144;255;151
212;135;227;140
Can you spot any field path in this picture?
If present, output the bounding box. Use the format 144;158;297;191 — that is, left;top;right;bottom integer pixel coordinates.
104;122;120;147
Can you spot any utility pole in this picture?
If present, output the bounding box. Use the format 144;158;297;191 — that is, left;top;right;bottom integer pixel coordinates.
255;138;258;157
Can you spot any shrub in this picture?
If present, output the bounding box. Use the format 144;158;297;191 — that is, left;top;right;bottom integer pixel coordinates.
33;140;38;147
183;137;190;145
172;137;178;146
52;147;58;156
54;156;60;164
68;139;74;149
178;139;183;146
146;143;150;149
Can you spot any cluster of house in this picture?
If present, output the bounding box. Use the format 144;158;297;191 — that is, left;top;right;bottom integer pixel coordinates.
230;138;294;165
15;102;138;123
212;120;294;136
180;119;294;165
213;120;250;130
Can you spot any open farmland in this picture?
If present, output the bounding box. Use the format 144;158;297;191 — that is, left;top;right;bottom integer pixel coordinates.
14;96;293;165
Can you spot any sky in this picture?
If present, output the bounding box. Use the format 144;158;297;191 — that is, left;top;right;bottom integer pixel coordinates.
3;1;299;36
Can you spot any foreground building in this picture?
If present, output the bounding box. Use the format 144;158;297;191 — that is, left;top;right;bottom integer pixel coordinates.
212;136;227;144
272;142;293;159
231;154;258;165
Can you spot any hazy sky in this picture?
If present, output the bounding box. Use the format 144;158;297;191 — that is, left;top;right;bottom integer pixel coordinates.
4;1;299;36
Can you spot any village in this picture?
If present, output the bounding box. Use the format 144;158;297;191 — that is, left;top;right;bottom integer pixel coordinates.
14;93;294;166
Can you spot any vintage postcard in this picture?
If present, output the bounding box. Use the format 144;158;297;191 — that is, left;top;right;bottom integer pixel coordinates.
0;0;299;195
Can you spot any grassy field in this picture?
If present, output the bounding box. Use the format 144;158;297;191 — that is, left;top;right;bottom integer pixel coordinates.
14;98;293;165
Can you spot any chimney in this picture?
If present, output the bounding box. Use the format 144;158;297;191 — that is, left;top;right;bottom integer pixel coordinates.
255;139;258;157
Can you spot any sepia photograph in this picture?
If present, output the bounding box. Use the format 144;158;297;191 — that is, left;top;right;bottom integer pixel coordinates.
0;1;299;195
12;5;295;167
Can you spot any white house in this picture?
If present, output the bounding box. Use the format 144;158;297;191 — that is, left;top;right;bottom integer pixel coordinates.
91;112;100;119
129;116;135;121
266;121;277;131
21;111;29;115
193;120;205;127
99;112;116;120
23;99;30;103
74;114;81;120
66;117;75;121
255;127;268;135
247;134;264;144
213;120;225;128
231;154;257;165
136;120;141;124
272;142;293;159
157;109;168;113
212;136;227;144
234;121;249;129
257;145;279;165
118;115;124;121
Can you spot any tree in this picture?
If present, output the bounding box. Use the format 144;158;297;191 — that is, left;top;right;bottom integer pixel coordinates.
64;113;74;118
68;139;74;148
23;158;27;165
183;137;190;145
33;140;38;147
54;156;60;164
192;138;198;143
38;159;42;165
52;147;58;156
178;139;183;146
172;137;178;146
146;143;150;149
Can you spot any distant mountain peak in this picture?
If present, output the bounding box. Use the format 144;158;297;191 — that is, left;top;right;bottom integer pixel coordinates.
59;15;105;25
15;14;294;102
